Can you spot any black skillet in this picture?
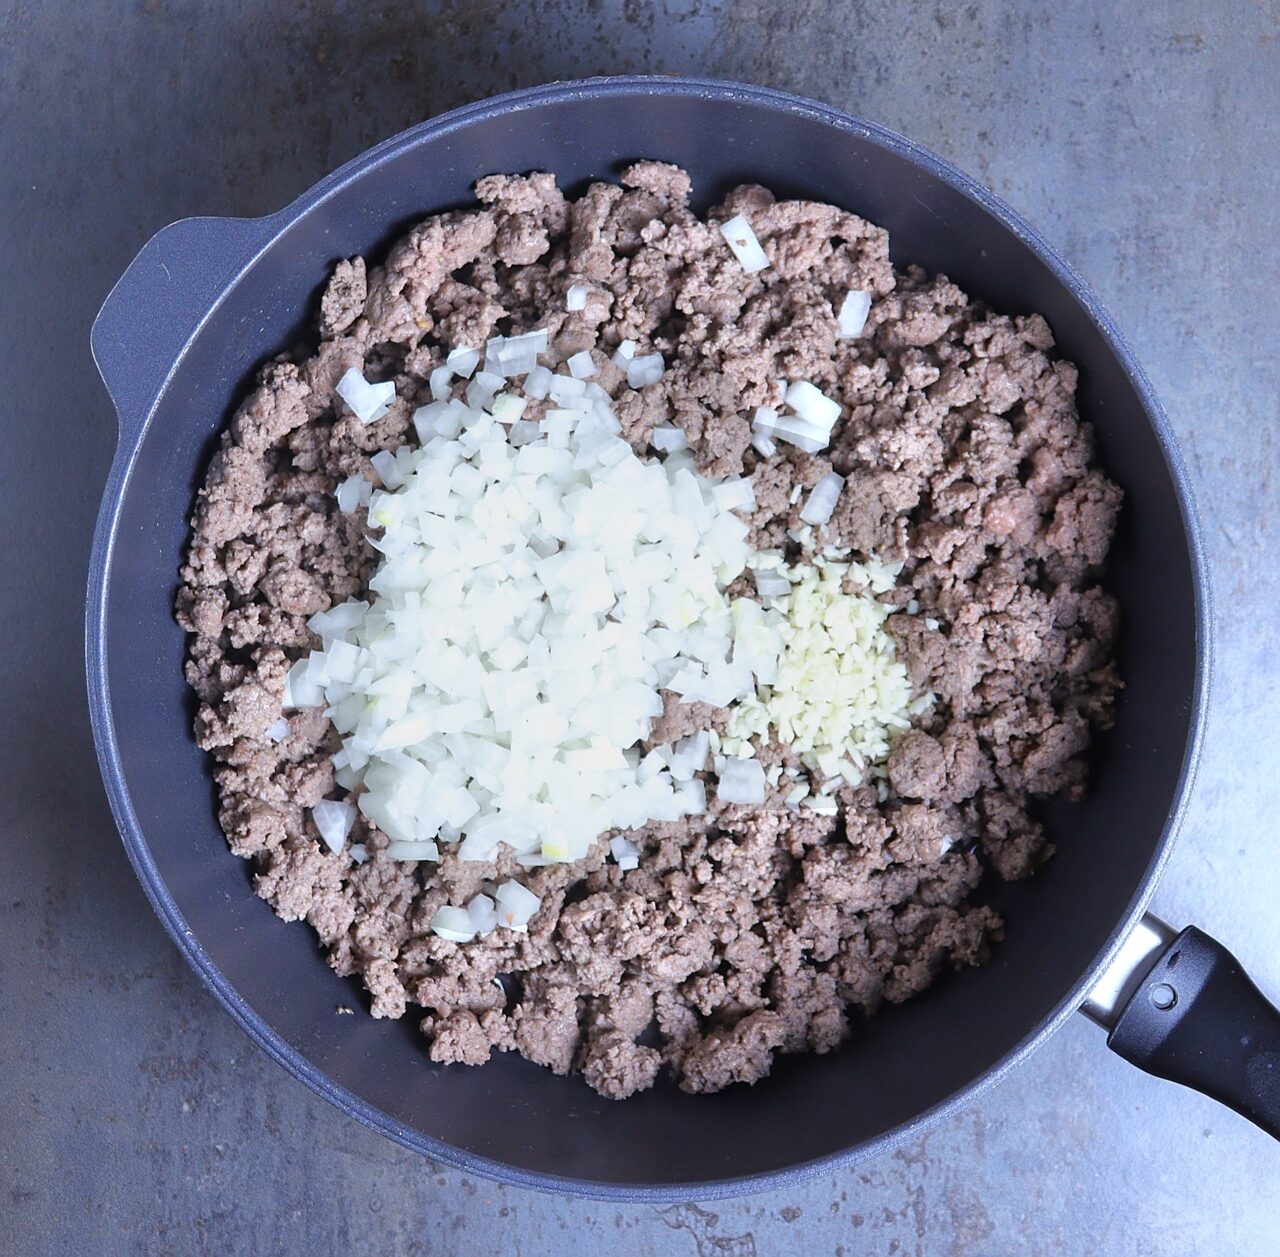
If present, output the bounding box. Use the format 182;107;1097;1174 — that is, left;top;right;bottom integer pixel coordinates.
87;77;1279;1199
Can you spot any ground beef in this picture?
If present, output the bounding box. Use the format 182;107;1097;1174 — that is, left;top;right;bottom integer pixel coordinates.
177;164;1121;1099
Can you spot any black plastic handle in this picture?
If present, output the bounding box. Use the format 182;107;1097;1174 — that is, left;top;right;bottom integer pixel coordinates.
91;214;277;445
1108;926;1280;1138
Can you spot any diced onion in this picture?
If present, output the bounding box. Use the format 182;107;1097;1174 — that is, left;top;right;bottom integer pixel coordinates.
370;448;405;489
446;346;480;378
385;839;440;862
718;215;770;273
311;800;355;853
467;893;499;935
784;381;841;432
430;905;476;943
567;350;596;379
429;365;453;402
494;880;540;931
335;474;374;514
282;659;323;708
837;290;872;338
609;835;641;871
566;284;588;312
336;368;395;424
650;425;688;453
676;778;706;815
266;717;291;743
523;364;553;399
712;478;756;513
799;472;845;525
753;570;792;598
486;330;548;377
626;353;664;389
764;413;831;453
716;757;766;805
490;393;528;424
663;731;711;781
292;341;774;874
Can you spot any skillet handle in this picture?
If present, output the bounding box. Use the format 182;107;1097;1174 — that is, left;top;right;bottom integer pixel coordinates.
1107;926;1280;1139
91;215;275;444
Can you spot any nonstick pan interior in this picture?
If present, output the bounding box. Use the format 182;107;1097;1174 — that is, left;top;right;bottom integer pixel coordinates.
89;79;1206;1197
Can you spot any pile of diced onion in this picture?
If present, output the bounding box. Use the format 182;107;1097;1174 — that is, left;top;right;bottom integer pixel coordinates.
282;226;905;944
289;328;771;939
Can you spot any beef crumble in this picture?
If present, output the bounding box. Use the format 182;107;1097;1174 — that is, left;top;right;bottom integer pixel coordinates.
177;162;1121;1098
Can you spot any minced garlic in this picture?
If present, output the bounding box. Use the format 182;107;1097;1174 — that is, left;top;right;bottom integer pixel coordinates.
724;549;933;789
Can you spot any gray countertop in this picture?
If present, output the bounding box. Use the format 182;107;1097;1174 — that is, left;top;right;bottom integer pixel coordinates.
2;1;1277;1252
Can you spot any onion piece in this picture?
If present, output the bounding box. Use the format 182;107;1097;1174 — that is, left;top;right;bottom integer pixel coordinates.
489;393;528;424
718;215;770;273
336;368;395;424
716;757;766;805
837;290;872;338
446;346;480;378
712;478;756;513
650;425;688;453
676;778;706;815
609;835;640;871
765;412;832;453
665;731;711;781
753;570;792;598
566;284;588;312
567;350;596;380
784;380;841;432
311;800;355;853
751;431;777;458
282;659;323;709
308;600;367;640
385;839;441;862
507;419;540;446
486;329;548;377
799;472;845;525
430;905;476;943
626;353;664;389
429;365;453;402
335;474;373;514
466;893;499;935
494;880;540;931
548;374;586;403
370;448;405;489
266;717;291;743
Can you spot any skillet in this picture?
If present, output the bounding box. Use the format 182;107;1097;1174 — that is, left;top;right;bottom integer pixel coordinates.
87;76;1279;1198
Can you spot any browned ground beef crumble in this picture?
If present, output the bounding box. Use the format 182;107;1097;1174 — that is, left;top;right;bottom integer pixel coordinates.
177;162;1122;1098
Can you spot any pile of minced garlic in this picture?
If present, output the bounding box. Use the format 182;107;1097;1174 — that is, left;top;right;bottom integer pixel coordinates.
722;551;933;814
283;306;927;943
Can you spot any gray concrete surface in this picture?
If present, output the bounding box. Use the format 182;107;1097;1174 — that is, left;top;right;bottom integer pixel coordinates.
2;0;1277;1252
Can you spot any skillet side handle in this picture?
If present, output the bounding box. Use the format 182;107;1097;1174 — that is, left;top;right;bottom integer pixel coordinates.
90;216;275;444
1108;926;1280;1139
